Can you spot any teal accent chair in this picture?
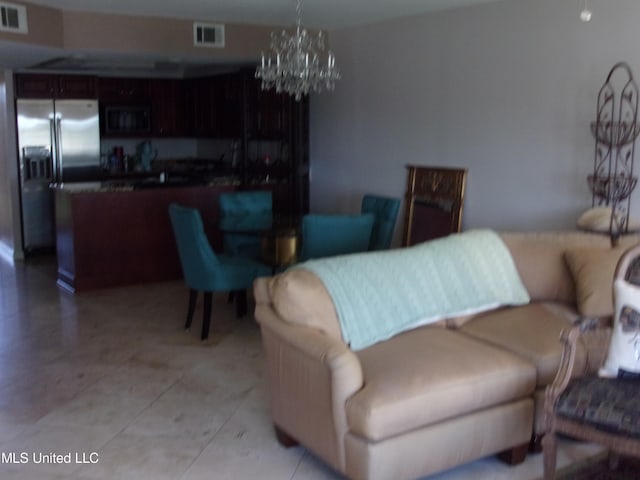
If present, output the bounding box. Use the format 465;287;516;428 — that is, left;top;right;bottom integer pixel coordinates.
219;190;273;258
299;213;375;261
168;203;270;340
361;194;401;251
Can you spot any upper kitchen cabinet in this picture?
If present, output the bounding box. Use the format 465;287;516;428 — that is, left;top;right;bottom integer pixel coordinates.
244;76;291;140
15;74;98;99
212;73;243;138
183;77;215;137
98;77;150;102
150;79;185;137
183;73;243;138
242;71;309;216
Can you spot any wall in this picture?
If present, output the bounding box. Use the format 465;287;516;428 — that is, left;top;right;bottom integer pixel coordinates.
0;1;274;65
61;11;272;63
310;0;640;238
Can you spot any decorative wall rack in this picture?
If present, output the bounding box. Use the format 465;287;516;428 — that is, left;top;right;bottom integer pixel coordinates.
589;62;639;244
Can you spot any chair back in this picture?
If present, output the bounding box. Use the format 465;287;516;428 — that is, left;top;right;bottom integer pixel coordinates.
300;213;375;261
219;191;272;216
219;191;273;257
168;203;219;290
361;194;401;250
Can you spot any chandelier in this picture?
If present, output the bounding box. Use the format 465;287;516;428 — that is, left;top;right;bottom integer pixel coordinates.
255;0;340;101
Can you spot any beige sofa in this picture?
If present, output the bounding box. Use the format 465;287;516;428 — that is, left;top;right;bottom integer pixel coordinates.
254;231;638;480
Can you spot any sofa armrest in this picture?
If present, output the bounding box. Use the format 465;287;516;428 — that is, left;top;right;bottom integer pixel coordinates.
255;303;364;473
544;317;612;426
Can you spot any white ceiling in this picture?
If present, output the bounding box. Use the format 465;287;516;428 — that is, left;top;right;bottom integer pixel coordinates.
24;0;504;30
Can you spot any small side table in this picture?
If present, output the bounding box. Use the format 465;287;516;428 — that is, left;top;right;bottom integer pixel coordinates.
261;227;298;273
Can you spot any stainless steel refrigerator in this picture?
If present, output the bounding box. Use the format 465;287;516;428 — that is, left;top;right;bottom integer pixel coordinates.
16;99;100;251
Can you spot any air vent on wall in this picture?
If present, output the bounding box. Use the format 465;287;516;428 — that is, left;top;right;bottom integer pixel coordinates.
0;2;27;34
193;22;225;48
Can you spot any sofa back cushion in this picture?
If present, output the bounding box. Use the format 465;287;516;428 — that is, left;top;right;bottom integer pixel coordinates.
500;232;610;303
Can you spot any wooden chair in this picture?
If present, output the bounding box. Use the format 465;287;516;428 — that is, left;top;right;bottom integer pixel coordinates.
219;190;273;259
299;213;374;261
361;194;401;250
168;203;270;340
542;243;640;479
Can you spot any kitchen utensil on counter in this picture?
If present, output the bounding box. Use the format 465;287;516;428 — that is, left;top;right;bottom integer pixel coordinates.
137;140;157;172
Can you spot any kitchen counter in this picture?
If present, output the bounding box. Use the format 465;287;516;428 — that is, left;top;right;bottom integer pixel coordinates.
51;174;240;194
54;182;236;292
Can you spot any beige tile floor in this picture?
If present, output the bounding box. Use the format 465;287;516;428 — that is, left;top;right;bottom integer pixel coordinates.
0;255;603;480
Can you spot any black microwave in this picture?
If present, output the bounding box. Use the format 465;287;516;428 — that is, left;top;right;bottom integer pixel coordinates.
102;105;151;135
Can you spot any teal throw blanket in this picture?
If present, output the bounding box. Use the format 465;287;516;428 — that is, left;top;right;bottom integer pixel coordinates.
300;229;529;350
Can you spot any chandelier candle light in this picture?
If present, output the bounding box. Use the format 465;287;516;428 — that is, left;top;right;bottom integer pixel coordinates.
255;0;340;101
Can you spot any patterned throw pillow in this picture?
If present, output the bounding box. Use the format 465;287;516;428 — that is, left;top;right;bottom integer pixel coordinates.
600;279;640;377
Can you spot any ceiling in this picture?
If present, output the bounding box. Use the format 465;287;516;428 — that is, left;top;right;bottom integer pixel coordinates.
2;0;505;74
24;0;504;30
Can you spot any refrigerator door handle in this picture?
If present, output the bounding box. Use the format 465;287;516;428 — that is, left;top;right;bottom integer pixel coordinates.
51;115;62;184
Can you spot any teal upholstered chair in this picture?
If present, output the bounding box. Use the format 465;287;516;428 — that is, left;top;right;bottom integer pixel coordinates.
361;194;401;250
299;213;375;261
219;190;273;258
168;203;270;340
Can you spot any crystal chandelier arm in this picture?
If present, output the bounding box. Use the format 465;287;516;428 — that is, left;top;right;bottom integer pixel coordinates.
254;0;340;100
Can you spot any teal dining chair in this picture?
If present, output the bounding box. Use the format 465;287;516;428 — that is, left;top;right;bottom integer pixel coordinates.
299;213;375;261
219;190;273;258
361;194;401;250
168;203;270;340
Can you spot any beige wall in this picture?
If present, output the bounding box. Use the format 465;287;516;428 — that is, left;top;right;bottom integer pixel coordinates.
62;11;272;63
0;2;63;47
0;1;274;64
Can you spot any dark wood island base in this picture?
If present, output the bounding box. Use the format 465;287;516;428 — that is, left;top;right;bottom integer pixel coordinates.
54;183;235;292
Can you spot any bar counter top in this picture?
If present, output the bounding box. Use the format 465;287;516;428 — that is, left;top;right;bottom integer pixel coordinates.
51;175;240;194
54;182;237;292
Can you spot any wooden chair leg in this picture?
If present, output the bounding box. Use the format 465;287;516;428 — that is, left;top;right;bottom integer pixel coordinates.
497;442;528;465
529;433;544;453
185;289;198;331
202;292;212;340
542;431;557;480
235;289;247;318
274;425;299;448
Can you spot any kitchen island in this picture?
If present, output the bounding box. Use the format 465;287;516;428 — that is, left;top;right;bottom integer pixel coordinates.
54;181;236;292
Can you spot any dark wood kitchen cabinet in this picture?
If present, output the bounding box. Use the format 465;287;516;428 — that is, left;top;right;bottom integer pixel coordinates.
212;72;243;138
242;71;309;216
150;79;185;137
184;77;216;137
98;77;150;102
182;73;243;138
15;73;98;99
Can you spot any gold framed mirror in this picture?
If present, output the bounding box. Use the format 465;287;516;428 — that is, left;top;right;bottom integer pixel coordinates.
402;165;467;246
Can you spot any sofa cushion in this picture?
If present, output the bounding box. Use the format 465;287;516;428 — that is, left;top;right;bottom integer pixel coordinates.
500;232;609;303
459;302;586;387
345;328;536;441
564;246;626;317
268;269;343;341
